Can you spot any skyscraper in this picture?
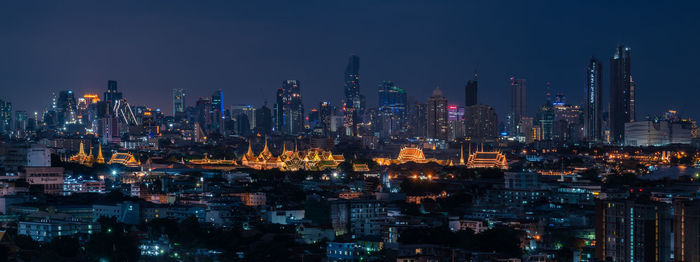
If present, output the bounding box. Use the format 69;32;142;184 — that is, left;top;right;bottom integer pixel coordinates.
595;198;672;262
274;80;304;135
15;111;28;132
585;57;603;141
103;80;122;114
211;90;225;134
343;55;361;135
448;105;465;140
57;90;77;126
0;99;11;134
536;103;555;141
407;98;427;138
426;87;448;140
463;104;498;142
674;198;700;262
465;72;478;107
609;45;633;144
509;77;527;134
254;103;272;135
319;101;333;135
172;89;186;116
377;81;407;138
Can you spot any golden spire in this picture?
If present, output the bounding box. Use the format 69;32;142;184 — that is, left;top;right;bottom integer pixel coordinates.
78;141;85;156
459;143;465;165
96;144;105;164
263;137;269;153
88;146;93;157
246;140;254;156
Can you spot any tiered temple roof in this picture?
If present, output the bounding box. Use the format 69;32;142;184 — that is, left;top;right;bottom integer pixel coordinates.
374;146;447;166
240;139;344;171
466;144;508;169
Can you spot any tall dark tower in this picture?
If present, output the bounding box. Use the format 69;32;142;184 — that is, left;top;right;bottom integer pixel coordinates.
274;80;304;135
465;71;478;107
103;80;122;114
508;77;527;134
343;55;361;135
585;57;603;141
609;45;633;144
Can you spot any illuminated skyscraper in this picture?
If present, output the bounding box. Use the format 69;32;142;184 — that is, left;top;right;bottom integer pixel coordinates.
57;90;77;126
426;87;448;140
274;80;304;135
407;98;427;138
595;198;671;262
343;55;362;135
172;88;186;116
0;99;11;134
103;80;122;114
211;90;225;134
377;81;407;138
509;77;527;134
465;72;478;107
585;57;603;141
463;104;498;142
609;45;634;144
319;101;333;135
15;111;28;132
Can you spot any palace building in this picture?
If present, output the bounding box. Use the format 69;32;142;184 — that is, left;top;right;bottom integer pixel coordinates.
465;144;508;169
374;146;448;166
240;138;344;171
107;152;141;168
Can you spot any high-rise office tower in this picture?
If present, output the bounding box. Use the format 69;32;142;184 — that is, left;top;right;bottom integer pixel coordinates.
509;77;527;134
343;55;362;136
103;80;122;114
319;101;333;135
585;57;603;141
465;72;478;107
274;80;304;135
230;104;256;132
254;104;272;135
172;89;186;116
595;198;672;262
463;104;498;142
196;97;212;132
447;105;465;141
407;98;427;138
674;198;700;262
15;111;28;132
609;45;634;144
57;90;77;126
211;90;225;134
536;103;555;141
0;100;11;134
426;87;448;140
377;81;407;138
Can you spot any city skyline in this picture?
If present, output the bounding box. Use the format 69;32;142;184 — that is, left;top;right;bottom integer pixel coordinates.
1;1;700;120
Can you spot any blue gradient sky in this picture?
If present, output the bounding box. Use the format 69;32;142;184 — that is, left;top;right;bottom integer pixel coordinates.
1;1;698;120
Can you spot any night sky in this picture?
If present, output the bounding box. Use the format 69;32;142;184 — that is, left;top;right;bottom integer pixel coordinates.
1;1;699;120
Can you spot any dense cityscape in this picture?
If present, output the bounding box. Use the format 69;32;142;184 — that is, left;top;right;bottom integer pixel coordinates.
1;2;700;262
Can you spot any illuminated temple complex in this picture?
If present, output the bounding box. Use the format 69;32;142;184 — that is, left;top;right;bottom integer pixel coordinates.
107;152;141;168
68;142;105;167
240;139;344;171
374;146;448;166
465;145;508;169
187;156;237;166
